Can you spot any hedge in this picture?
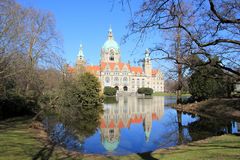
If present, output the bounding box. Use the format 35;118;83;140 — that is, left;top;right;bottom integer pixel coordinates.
137;87;153;96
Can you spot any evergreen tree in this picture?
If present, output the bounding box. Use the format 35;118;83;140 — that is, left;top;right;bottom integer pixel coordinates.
188;66;233;100
58;72;103;107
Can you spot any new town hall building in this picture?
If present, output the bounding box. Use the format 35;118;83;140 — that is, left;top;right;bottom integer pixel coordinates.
68;27;164;92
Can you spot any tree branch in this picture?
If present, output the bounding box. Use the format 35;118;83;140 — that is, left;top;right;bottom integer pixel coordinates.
209;0;240;24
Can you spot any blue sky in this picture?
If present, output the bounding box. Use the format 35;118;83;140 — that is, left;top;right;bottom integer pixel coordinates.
17;0;169;73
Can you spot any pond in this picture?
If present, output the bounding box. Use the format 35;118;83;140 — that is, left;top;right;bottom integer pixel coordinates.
44;96;240;156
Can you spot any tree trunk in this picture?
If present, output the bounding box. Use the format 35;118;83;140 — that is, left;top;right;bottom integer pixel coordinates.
176;27;183;104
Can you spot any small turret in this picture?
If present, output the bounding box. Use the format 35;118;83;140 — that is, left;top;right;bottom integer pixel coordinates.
76;44;86;73
77;44;85;62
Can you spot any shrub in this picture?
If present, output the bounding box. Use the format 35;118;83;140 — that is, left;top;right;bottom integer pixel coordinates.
58;72;103;107
103;86;117;96
137;87;153;96
0;92;37;120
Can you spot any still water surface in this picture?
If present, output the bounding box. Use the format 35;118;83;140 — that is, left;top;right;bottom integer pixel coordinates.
44;96;239;155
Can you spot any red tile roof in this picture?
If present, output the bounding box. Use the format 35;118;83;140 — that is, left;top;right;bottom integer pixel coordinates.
67;63;160;77
67;66;76;73
100;62;131;71
152;69;158;76
131;66;143;74
86;65;100;72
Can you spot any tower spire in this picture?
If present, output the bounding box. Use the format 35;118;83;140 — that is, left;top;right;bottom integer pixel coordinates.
108;25;113;40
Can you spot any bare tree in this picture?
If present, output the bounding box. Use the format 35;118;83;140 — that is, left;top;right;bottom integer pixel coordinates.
0;0;63;96
121;0;240;79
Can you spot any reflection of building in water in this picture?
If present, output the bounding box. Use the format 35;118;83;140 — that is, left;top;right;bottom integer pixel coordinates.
100;96;164;152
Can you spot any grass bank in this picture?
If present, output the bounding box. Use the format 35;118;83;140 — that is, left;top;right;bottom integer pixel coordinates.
173;98;240;121
153;92;191;97
0;117;240;160
0;117;84;160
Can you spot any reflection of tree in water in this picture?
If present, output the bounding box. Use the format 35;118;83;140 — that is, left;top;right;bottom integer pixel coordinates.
177;111;184;145
158;111;234;149
154;111;192;148
46;105;103;150
60;105;103;138
188;117;232;141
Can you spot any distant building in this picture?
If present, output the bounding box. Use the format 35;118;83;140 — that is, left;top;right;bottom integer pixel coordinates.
68;27;164;92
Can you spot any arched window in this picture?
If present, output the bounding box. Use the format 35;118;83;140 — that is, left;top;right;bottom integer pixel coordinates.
109;52;114;61
109;55;114;61
105;77;110;83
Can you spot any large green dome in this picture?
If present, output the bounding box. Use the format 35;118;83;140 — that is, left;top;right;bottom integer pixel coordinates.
102;39;119;52
102;27;120;53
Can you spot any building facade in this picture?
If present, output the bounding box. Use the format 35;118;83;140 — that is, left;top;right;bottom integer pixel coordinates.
70;27;164;92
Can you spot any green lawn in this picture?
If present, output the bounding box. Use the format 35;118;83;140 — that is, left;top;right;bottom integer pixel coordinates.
0;117;42;160
96;135;240;160
0;117;77;160
0;117;240;160
151;135;240;160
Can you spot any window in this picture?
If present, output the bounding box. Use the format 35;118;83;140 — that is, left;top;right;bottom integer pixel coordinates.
110;56;114;61
137;78;140;83
114;77;119;82
123;77;128;82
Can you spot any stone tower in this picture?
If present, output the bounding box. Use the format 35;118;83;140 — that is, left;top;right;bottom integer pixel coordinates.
143;48;152;76
101;26;120;63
